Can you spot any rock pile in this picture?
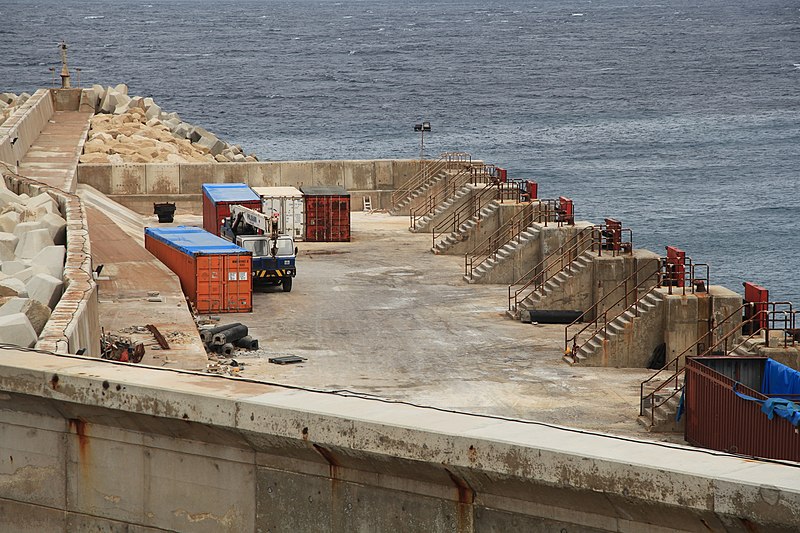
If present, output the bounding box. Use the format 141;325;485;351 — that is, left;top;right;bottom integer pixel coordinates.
0;92;31;127
81;84;259;164
0;180;67;347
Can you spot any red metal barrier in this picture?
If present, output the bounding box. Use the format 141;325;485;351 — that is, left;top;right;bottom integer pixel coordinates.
665;246;686;287
743;282;769;333
526;180;538;200
495;167;507;183
602;218;622;251
685;357;800;462
557;196;574;225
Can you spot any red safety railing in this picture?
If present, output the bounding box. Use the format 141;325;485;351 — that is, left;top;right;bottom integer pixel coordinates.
464;202;538;279
391;152;472;208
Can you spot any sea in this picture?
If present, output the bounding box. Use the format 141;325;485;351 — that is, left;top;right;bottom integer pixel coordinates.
1;0;798;303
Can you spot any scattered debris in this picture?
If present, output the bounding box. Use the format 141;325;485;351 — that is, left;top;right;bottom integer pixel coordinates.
269;355;306;365
100;330;144;363
145;324;170;350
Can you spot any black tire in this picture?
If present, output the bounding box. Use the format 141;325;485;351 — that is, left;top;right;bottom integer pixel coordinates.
282;277;293;292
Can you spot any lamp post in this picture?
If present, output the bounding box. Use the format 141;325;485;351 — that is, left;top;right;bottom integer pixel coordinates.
413;121;431;178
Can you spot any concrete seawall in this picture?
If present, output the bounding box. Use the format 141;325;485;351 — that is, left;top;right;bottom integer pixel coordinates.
0;89;54;171
77;159;429;213
1;347;798;532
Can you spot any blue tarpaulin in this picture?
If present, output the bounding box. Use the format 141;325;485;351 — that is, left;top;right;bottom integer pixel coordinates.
729;359;800;427
761;358;800;397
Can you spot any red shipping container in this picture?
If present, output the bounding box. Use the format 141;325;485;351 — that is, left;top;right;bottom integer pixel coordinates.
202;183;262;236
145;226;252;313
300;186;351;242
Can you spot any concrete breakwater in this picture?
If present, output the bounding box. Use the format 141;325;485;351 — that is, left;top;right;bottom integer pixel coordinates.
0;92;33;127
80;84;257;165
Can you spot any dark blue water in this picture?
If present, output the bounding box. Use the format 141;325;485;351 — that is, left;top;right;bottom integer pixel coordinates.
2;0;799;302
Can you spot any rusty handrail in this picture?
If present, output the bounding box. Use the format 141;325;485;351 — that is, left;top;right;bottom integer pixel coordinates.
431;178;519;248
563;257;660;347
507;226;597;312
408;165;476;230
390;151;472;207
464;202;538;279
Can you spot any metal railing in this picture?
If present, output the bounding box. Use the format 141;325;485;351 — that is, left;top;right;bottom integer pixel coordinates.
507;224;634;313
563;256;659;349
639;305;771;426
390;151;472;208
464;202;538;279
430;174;520;247
408;164;494;230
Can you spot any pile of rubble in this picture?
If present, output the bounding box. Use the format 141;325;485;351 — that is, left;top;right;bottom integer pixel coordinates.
0;180;67;348
0;92;31;127
80;84;259;164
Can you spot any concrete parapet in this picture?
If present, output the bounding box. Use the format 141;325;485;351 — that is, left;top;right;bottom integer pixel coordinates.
0;348;798;532
0;88;54;171
144;163;180;194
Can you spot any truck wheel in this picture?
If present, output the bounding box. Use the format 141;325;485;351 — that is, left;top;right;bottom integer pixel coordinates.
282;277;293;292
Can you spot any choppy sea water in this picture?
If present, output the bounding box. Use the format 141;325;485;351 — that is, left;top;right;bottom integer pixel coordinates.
1;0;798;302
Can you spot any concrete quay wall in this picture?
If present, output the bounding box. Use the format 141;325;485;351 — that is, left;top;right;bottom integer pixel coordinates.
77;159;426;214
0;89;54;171
1;348;799;533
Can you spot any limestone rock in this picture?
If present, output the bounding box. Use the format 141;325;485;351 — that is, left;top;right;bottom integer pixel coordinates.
26;273;63;310
0;312;38;348
0;297;51;335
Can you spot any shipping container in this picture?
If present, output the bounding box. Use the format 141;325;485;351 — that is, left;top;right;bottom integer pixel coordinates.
300;186;351;242
202;183;262;236
145;226;252;313
252;186;305;241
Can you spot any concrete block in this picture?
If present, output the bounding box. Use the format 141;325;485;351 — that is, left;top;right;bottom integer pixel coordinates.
12;266;35;283
179;164;214;194
195;134;226;156
233;153;246;162
343;160;375;190
245;163;280;187
15;228;54;259
145;164;180;194
0;92;15;104
280;161;313;188
373;160;393;189
39;212;67;245
189;126;211;143
99;90;119;114
24;192;58;217
211;163;249;183
2;260;27;276
16;92;30;106
31;245;65;279
0;277;27;297
312;161;345;187
0;211;20;233
26;273;63;310
76;164;112;193
173;121;192;139
12;220;45;239
0;188;21;208
110;164;146;195
0;232;18;260
0;312;38;347
163;118;181;131
0;296;51;335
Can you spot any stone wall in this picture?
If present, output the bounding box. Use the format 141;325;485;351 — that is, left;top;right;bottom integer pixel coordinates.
77;159;423;213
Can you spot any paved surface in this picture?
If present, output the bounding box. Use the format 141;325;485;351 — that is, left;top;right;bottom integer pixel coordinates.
17;111;91;191
79;186;208;370
197;211;668;440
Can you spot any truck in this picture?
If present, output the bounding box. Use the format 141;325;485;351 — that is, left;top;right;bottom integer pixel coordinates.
220;204;297;292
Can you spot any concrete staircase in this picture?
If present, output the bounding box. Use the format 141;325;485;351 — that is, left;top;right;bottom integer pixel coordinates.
638;392;684;433
514;251;594;317
389;169;449;215
410;184;477;233
565;290;666;365
464;225;541;284
432;201;501;254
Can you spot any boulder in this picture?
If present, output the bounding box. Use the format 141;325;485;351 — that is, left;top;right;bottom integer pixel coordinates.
233;153;246;162
31;246;65;279
165;153;189;164
145;117;161;128
14;228;54;259
0;232;19;261
108;154;125;165
26;273;63;310
245;156;257;162
0;312;38;348
0;277;27;297
214;154;229;163
79;153;110;164
0;297;51;335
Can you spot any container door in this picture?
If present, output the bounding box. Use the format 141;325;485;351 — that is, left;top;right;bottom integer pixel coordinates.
196;255;226;313
224;254;252;313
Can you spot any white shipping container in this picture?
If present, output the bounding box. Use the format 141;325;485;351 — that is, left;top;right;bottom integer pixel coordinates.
253;186;305;241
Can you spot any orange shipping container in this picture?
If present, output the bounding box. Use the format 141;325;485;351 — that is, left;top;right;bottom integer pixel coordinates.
145;226;252;313
202;183;262;236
